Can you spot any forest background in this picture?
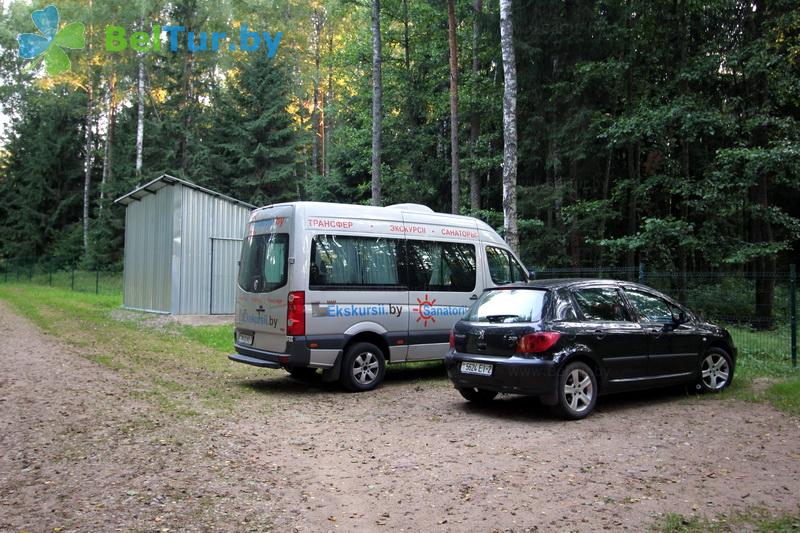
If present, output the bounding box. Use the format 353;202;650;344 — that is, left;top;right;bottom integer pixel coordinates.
0;0;798;281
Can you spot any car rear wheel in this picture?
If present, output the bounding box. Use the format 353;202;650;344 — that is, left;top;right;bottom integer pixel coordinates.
340;342;386;392
697;348;733;393
458;387;498;403
553;361;597;420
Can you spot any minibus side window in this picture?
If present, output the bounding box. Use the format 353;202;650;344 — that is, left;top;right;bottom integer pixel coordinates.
486;246;528;285
310;235;405;290
406;241;476;292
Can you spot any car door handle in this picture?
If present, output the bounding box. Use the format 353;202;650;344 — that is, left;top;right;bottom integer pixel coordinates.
469;294;478;300
594;329;606;339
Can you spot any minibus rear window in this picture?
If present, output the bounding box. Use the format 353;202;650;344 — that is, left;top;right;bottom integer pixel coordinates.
238;233;289;293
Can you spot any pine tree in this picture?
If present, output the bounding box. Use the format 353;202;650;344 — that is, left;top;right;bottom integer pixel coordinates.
208;54;298;206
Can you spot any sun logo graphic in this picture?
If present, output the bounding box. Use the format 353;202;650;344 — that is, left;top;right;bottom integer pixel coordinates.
413;294;438;327
17;5;85;76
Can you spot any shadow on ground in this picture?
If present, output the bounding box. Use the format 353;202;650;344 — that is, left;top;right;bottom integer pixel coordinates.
235;361;449;396
455;384;699;422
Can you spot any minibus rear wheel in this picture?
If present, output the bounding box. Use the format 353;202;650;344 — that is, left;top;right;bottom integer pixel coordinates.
341;342;386;392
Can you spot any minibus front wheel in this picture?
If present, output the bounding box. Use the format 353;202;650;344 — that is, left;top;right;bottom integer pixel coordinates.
340;342;386;392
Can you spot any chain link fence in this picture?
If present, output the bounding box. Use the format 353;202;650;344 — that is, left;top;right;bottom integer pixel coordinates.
0;258;122;296
529;264;798;368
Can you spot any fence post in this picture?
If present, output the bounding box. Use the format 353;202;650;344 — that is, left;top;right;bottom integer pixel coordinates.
71;268;75;291
96;269;100;294
638;263;646;284
790;264;797;368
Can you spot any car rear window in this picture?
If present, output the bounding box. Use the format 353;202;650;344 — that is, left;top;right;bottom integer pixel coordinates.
465;289;546;323
238;231;289;293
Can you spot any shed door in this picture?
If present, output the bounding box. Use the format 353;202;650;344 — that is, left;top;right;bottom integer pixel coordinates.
210;238;242;314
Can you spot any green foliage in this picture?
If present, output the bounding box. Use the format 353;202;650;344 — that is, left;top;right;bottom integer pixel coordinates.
0;87;86;263
0;0;798;277
206;54;299;205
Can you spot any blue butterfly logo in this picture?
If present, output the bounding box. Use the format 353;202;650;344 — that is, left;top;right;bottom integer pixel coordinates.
17;5;85;76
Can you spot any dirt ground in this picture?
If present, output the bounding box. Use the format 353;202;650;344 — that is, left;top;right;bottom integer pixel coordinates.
2;302;799;532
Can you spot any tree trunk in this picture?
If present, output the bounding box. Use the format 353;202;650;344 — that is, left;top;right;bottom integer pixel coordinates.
447;0;460;214
499;0;518;255
753;174;776;329
569;159;580;266
100;69;116;206
135;57;144;180
371;0;382;206
82;0;94;256
180;51;194;175
402;0;410;70
324;29;333;178
625;142;639;271
469;0;483;211
747;0;775;329
624;0;637;274
311;10;323;176
598;151;612;264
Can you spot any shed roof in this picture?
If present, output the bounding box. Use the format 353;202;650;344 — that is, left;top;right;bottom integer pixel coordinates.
114;174;256;209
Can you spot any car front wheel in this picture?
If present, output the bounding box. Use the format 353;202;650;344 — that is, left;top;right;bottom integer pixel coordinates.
553;361;597;420
697;348;734;392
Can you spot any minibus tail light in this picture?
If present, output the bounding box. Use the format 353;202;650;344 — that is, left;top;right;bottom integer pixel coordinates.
449;330;455;349
516;332;560;354
287;291;305;336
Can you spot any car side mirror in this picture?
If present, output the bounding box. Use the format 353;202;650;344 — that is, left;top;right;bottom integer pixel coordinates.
673;311;688;324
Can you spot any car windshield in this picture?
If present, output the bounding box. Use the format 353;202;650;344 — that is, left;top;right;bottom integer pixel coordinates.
465;289;546;323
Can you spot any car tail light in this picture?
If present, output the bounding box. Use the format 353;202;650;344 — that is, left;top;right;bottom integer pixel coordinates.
449;330;455;348
516;332;560;354
287;291;305;336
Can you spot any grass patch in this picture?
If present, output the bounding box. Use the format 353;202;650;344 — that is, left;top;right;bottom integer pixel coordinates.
728;325;796;380
179;324;234;352
762;378;800;416
652;508;800;532
701;324;799;415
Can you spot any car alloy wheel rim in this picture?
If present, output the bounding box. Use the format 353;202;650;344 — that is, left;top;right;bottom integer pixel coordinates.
701;354;729;390
352;351;379;385
564;368;593;412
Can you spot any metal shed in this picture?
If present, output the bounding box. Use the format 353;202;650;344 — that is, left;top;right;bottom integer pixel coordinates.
114;174;255;315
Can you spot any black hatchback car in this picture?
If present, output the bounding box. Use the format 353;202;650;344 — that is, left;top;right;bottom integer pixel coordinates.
445;279;736;419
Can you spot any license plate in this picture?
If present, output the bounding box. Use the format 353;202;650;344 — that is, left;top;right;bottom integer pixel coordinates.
461;361;493;376
237;333;254;346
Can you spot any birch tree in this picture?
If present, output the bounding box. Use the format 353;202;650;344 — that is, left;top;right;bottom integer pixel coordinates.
135;30;145;180
82;0;95;256
499;0;518;254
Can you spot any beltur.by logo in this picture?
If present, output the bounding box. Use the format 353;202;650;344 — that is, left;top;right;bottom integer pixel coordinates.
106;24;282;57
17;5;85;76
